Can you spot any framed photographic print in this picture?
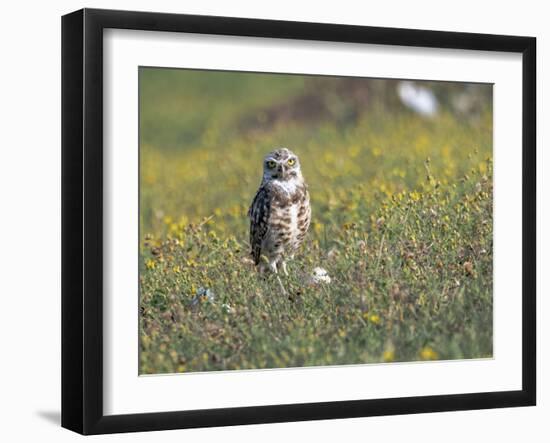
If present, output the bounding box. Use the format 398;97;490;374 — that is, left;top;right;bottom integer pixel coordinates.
61;8;536;435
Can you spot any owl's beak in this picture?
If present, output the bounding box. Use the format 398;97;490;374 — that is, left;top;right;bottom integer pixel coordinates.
277;165;286;179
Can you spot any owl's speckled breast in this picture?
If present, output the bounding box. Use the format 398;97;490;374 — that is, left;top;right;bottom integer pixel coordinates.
265;180;310;257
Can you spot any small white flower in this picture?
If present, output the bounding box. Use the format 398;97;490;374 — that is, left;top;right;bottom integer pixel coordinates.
221;303;234;314
309;267;332;285
190;287;215;306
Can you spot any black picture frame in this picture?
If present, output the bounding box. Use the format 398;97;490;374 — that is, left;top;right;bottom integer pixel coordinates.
61;8;536;435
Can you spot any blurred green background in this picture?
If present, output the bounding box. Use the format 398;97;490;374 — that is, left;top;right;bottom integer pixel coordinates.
139;68;491;239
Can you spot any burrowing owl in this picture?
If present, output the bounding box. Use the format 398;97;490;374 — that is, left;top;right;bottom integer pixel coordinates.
248;147;311;274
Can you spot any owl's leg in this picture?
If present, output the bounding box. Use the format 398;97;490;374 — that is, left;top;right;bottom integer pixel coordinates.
269;257;287;295
277;260;288;276
268;259;278;274
259;262;277;274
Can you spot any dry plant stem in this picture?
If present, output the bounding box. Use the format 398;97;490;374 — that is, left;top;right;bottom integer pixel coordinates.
276;274;288;296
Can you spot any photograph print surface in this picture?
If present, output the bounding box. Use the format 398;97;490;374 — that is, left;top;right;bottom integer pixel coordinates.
139;67;493;375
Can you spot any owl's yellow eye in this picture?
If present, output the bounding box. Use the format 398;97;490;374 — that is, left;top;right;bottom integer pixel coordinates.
266;160;276;169
287;158;296;166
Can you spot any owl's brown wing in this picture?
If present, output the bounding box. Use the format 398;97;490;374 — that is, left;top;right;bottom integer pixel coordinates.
248;184;271;265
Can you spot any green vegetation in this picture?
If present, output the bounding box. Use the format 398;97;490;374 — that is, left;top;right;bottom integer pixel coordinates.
139;68;493;374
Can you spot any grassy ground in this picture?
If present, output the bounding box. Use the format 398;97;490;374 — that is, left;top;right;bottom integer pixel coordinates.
139;68;493;374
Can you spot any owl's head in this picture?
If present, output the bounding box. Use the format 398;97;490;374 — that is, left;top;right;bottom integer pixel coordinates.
262;147;303;183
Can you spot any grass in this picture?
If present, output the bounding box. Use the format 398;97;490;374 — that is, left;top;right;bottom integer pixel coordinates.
139;68;493;374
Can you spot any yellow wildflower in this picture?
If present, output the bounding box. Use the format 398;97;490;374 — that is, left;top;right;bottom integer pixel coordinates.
420;346;438;360
369;314;381;325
